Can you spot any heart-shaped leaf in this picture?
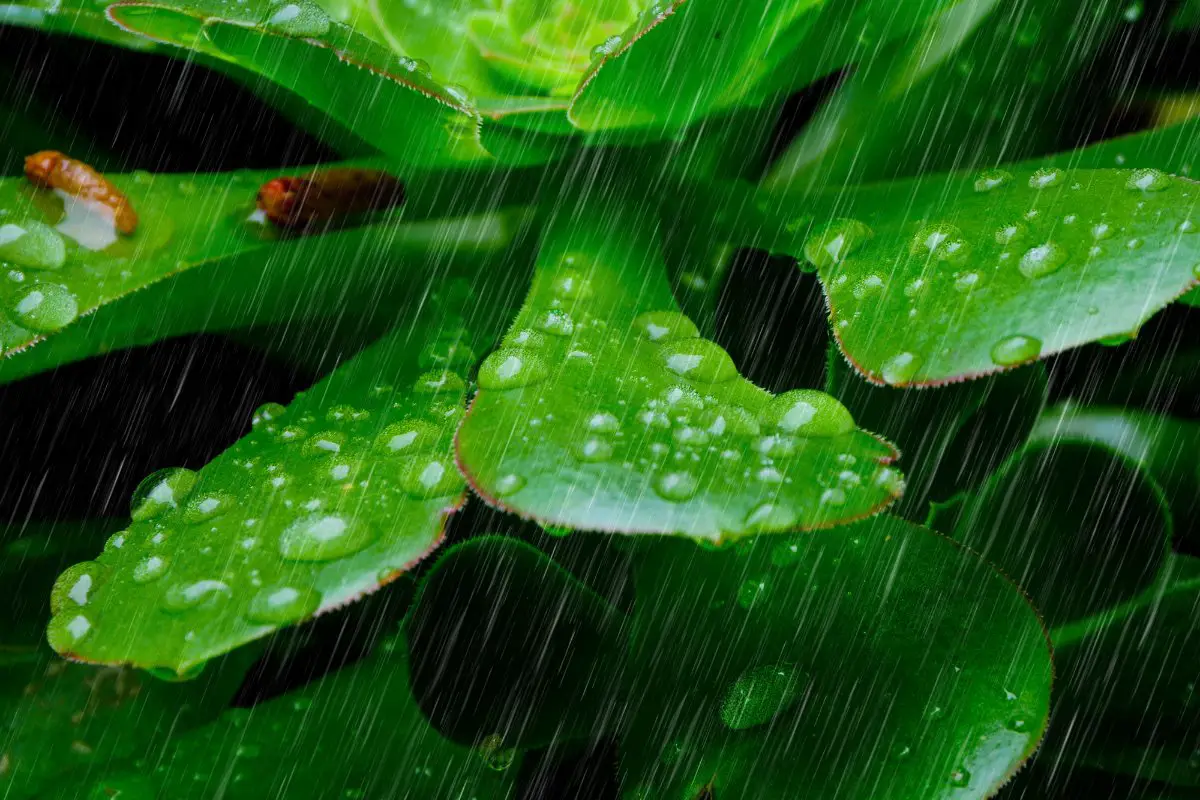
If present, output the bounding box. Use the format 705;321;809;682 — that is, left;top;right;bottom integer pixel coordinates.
766;167;1200;386
106;0;488;166
47;637;517;799
44;294;489;675
618;515;1052;798
457;194;904;543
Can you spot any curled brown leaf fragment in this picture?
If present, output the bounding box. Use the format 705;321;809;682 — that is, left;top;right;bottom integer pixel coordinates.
256;168;405;230
24;150;138;235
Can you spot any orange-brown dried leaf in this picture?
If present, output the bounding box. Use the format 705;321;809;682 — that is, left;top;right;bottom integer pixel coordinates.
24;150;138;235
256;168;405;230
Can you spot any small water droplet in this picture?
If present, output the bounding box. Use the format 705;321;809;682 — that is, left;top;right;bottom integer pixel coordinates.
184;492;232;523
1126;167;1171;192
162;579;232;613
279;514;376;562
994;223;1027;245
264;1;331;37
737;578;768;609
880;352;923;386
252;402;286;429
245;585;321;624
131;467;198;521
535;308;575;337
478;349;549;389
1019;242;1068;279
493;474;527;497
632;310;699;343
744;502;798;533
47;612;92;650
1028;168;1064;189
760;389;855;436
803;218;874;270
51;562;106;613
653;470;699;502
575;437;614;463
132;555;170;584
401;457;463;499
375;419;440;454
973;169;1012;192
586;412;621;433
949;767;971;788
590;34;624;59
659;339;737;383
911;223;971;265
720;662;806;730
413;370;466;396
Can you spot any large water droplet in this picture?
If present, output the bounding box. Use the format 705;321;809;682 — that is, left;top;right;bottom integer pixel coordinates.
130;467;198;521
698;405;760;437
493;473;527;497
760;390;855;436
575;437;614;463
880;352;923;386
1126;168;1171;192
245;585;321;624
1018;242;1068;279
973;169;1012;193
990;334;1043;366
47;612;92;651
162;579;232;613
632;310;699;343
803;219;874;270
132;555;170;584
478;349;549;390
375;419;440;454
586;412;621;433
653;471;699;502
910;223;970;265
50;562;106;613
0;220;66;269
264;1;330;37
1028;168;1064;189
659;339;737;383
279;514;376;562
12;283;78;332
401;456;463;499
720;663;806;731
744;502;798;533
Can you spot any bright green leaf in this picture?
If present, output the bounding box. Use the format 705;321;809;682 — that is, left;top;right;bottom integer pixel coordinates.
765;167;1200;385
457;194;904;543
43;290;495;675
619;515;1052;798
106;0;489;166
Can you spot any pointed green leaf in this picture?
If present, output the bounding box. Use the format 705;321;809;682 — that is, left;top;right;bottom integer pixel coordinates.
106;0;488;166
619;515;1052;798
457;195;904;542
765;167;1200;386
43;293;494;675
48;639;516;799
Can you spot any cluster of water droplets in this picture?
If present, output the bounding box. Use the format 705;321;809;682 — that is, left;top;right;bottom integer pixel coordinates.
47;329;471;669
806;166;1195;381
474;256;900;534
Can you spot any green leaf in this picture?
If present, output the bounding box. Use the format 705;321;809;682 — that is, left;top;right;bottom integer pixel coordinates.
48;637;517;799
569;0;961;134
43;290;495;675
0;0;157;49
619;515;1052;798
106;0;489;166
457;193;904;542
1032;403;1200;552
951;438;1171;627
0;522;250;797
766;167;1200;386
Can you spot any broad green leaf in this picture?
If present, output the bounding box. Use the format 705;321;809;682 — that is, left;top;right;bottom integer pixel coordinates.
765;167;1200;386
0;0;156;49
829;353;1046;515
42;279;512;674
456;193;904;542
1;522;250;797
1032;404;1200;551
106;0;489;166
569;0;960;134
0;211;524;385
619;515;1052;798
408;535;625;749
48;638;517;799
952;439;1170;626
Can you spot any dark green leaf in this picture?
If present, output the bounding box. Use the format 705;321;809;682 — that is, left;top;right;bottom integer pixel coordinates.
619;515;1052;798
457;193;904;542
766;167;1200;385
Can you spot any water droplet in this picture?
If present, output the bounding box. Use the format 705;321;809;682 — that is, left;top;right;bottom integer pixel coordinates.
591;34;624;59
990;335;1042;366
162;579;232;612
1192;262;1200;279
660;384;704;412
413;370;466;396
12;283;78;332
264;1;330;37
973;169;1012;192
401;457;463;499
720;663;805;730
51;562;105;613
419;337;475;371
586;412;621;433
184;492;232;523
132;555;170;584
1006;717;1028;732
820;487;846;506
0;220;66;269
478;349;549;390
949;767;971;788
252;402;286;429
744;502;798;533
633;311;699;343
552;269;593;299
954;272;981;292
1126;167;1171;192
654;471;698;502
698;405;759;437
493;474;527;497
375;419;440;454
279;514;376;562
1018;242;1068;279
575;437;614;463
130;467;198;521
881;352;923;386
994;223;1027;245
479;734;515;771
303;431;346;458
910;223;971;265
804;218;873;270
762;389;855;436
659;339;737;383
535;308;575;337
1028;168;1064;189
737;578;768;609
852;274;885;299
245;585;321;624
673;426;710;447
47;612;92;650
